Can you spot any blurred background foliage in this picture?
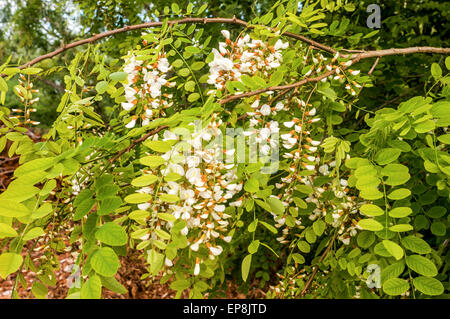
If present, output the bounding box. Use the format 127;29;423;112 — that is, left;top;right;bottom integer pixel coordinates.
0;0;448;127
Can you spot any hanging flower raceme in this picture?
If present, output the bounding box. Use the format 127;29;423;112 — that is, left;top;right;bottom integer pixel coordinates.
207;31;289;91
129;115;243;276
120;50;176;128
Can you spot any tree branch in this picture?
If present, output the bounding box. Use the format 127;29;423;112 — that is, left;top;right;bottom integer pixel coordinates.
109;125;168;164
1;17;335;75
219;46;450;104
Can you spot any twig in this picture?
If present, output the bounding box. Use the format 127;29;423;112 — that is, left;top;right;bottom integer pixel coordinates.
299;231;338;297
109;125;168;164
1;17;335;75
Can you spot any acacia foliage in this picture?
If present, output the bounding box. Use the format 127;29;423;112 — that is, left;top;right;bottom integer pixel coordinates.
0;1;449;299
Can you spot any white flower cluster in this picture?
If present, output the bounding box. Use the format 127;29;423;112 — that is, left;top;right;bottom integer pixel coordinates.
121;52;176;128
207;30;289;90
134;116;243;275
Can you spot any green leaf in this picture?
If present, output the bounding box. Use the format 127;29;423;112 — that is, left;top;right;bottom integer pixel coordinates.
81;275;102;299
244;178;259;193
0;77;8;91
13;158;55;177
266;197;285;215
413;276;444;296
96;185;119;200
295;185;314;194
191;61;205;71
358;219;384;231
359;204;384;216
97;197;122;216
155;229;171;240
389;207;412;218
414;120;435;133
0;252;23;279
185;46;200;54
31;281;48;299
389;224;413;232
95;222;127;246
21;67;42;75
381;261;405;283
159;194;180;203
374;148;401;165
0;199;30;218
188;93;200;102
357;231;375;248
0;223;18;238
139;155;165;168
382;240;404;260
382;278;409;296
426;206;447;219
437;134;450;144
360;188;383;200
406;255;437;277
73;198;95;221
430;222;446;236
90;247;120;277
292;253;305;264
170;279;190;291
95;81;108;94
1;183;40;202
387;188;411;200
241;254;252;282
23;227;44;241
144;140;173;153
312;219;325;236
297;241;311;253
184;81;196;92
109;72;128;82
157;213;176;223
401;236;431;254
248;240;260;254
431;63;442;79
381;164;410;186
99;275;127;294
259;221;277;234
124;193;152;204
131;174;158;187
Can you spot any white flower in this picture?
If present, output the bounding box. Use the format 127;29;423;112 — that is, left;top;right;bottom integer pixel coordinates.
260;104;271;116
221;30;230;39
275;102;284;111
190;241;200;251
307;108;316;116
222;236;232;243
121;102;135;111
209;245;223;256
157;58;171;73
260;144;271;155
165;258;173;267
194;262;200;276
186;167;203;186
284;121;295;128
274;39;289;50
125;117;137;128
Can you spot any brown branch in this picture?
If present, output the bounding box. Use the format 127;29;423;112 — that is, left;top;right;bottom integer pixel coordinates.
220;45;450;104
219;67;340;104
36;76;65;93
1;17;334;75
109;125;168;164
355;46;450;59
299;231;338;298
